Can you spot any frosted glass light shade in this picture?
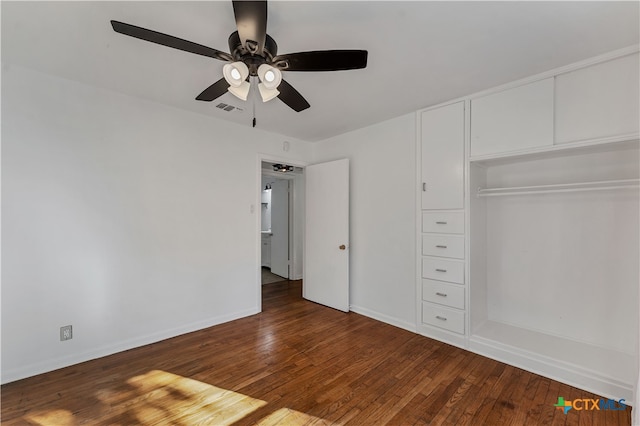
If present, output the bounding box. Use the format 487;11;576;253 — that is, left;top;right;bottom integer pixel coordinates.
258;83;280;102
257;64;282;90
223;62;249;87
228;82;251;101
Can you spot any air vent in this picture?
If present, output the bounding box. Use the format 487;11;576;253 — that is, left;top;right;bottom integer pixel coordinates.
215;103;244;113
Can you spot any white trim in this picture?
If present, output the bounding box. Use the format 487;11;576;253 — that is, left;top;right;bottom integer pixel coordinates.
1;307;259;385
416;324;467;350
350;304;416;333
415;111;423;336
468;335;635;405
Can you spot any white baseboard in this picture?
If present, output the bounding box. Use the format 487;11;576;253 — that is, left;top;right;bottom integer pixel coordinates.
416;324;467;350
1;307;259;385
349;304;416;333
468;335;635;405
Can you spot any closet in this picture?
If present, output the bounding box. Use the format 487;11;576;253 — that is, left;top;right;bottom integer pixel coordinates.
416;46;639;402
469;145;638;401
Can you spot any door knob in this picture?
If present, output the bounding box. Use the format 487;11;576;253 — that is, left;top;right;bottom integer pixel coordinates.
339;244;346;250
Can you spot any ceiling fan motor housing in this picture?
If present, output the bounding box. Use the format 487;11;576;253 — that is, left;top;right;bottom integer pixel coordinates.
228;31;279;76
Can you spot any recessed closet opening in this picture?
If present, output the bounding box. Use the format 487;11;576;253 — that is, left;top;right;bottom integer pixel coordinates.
468;143;639;398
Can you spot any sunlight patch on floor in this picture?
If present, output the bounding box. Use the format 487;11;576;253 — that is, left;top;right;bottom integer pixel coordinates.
256;408;337;425
21;370;336;425
119;370;267;424
24;409;75;426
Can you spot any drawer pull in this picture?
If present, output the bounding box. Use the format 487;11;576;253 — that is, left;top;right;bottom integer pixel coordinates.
435;269;447;273
423;182;427;192
435;316;447;321
435;292;447;297
435;221;448;225
435;245;448;249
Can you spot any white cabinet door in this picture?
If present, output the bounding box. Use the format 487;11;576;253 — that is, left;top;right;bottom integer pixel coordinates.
555;53;639;144
470;78;554;157
421;102;464;210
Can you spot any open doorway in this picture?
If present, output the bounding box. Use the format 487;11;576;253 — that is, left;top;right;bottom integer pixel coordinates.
256;156;350;313
260;161;304;287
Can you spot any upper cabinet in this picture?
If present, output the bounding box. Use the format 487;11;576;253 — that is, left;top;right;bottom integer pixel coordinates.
420;102;465;210
470;78;554;157
555;53;639;145
469;50;639;160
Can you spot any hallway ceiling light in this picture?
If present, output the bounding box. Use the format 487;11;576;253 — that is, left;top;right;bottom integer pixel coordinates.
273;164;293;173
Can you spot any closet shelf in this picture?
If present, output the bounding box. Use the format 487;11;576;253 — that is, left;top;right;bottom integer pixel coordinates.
476;178;640;197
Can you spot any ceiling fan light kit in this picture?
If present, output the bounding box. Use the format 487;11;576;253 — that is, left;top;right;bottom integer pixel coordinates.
223;61;251;100
223;62;249;87
258;83;279;103
228;84;251;101
256;63;282;102
110;0;367;113
257;64;281;89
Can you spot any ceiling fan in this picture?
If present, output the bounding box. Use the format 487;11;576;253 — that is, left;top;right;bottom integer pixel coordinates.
111;1;368;112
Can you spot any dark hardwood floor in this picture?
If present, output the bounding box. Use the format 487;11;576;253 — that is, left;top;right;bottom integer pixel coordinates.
1;280;633;425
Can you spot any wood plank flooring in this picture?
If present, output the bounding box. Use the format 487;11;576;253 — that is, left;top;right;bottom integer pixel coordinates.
1;280;633;425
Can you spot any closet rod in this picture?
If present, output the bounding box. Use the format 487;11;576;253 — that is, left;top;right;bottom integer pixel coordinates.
477;178;640;197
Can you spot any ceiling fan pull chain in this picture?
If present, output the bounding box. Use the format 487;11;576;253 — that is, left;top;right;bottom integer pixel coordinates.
252;84;257;128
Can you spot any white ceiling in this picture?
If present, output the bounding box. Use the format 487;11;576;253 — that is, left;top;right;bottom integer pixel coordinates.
2;1;639;142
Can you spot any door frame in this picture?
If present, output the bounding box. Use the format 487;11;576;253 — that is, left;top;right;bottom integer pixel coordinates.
256;154;308;312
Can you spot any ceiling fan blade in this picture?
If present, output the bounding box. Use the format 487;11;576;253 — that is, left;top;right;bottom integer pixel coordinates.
277;80;310;112
111;20;233;62
272;50;368;71
195;78;230;102
232;1;267;54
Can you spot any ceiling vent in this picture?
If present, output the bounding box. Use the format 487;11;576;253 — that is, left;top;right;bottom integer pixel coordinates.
215;103;244;113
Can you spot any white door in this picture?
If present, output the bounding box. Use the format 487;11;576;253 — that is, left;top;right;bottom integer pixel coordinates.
304;158;349;312
270;179;289;278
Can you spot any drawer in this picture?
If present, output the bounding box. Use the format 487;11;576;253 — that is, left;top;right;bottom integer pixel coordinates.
422;303;465;334
422;211;464;234
422;234;464;259
422;279;465;309
422;257;464;284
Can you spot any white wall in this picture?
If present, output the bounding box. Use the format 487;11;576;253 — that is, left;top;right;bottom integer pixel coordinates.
1;64;313;383
313;114;417;331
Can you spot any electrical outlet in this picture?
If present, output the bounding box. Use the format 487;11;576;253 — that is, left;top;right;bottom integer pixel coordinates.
60;325;72;341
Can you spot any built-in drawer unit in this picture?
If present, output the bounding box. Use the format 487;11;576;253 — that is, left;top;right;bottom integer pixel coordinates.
422;211;464;234
422;234;465;259
422;303;465;334
422;279;465;309
422;257;464;284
